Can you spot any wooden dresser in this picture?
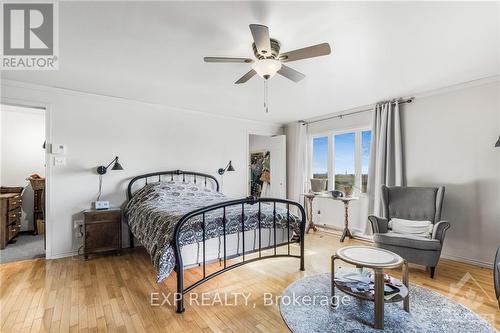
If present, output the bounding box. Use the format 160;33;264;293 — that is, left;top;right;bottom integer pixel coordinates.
0;193;22;249
83;208;122;259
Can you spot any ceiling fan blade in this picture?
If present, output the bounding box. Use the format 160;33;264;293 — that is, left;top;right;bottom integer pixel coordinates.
204;57;254;63
235;69;257;84
249;24;272;56
277;65;306;82
280;43;331;63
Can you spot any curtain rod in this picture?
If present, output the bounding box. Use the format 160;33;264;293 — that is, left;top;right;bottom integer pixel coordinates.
304;97;415;125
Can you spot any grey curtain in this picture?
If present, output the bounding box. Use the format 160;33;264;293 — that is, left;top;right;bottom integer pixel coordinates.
286;121;307;203
366;101;405;232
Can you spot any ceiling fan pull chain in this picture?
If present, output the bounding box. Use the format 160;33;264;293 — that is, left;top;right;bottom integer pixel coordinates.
264;80;269;113
263;80;266;110
267;81;269;113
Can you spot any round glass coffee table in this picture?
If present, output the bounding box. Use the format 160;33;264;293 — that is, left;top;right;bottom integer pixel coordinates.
331;246;409;329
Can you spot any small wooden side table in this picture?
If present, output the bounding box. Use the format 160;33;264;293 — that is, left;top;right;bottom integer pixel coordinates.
331;246;409;329
301;193;358;241
83;208;122;259
337;197;358;242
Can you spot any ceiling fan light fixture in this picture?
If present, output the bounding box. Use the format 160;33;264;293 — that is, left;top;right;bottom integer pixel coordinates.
252;59;282;79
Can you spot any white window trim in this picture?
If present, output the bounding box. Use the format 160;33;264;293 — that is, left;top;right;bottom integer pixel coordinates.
308;126;371;195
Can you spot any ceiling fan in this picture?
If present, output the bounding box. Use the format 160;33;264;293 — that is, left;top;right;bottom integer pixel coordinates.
204;24;332;84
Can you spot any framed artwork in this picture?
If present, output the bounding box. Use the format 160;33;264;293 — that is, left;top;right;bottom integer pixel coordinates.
250;151;270;197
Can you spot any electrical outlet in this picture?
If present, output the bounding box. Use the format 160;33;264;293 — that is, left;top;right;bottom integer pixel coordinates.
74;220;84;238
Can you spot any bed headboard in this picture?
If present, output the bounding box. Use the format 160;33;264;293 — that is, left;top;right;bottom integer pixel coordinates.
127;169;220;199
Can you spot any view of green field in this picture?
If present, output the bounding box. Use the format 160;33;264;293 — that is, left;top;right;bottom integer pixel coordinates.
312;173;327;179
334;174;355;191
312;173;369;193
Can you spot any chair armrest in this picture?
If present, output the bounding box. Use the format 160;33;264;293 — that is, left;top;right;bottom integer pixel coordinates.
432;221;450;243
368;216;388;234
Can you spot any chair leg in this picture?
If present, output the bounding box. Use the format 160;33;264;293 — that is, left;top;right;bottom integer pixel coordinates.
430;267;436;279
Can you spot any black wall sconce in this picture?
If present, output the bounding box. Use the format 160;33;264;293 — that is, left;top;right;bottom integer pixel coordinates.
495;136;500;148
96;156;123;175
218;160;235;175
95;156;124;208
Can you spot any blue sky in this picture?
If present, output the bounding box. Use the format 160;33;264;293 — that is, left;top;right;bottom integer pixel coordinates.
361;130;371;174
312;136;328;174
312;131;371;175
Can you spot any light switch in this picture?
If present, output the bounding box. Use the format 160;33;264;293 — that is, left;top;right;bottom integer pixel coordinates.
54;156;66;166
52;143;66;154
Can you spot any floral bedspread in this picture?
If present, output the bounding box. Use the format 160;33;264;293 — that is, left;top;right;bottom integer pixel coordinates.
124;181;300;282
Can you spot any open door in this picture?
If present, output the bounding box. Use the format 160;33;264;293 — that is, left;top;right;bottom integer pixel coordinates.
270;135;286;199
0;103;46;263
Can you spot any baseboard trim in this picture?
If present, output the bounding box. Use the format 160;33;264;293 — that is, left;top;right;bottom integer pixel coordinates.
314;225;372;243
313;228;493;268
44;234;496;269
441;253;493;269
48;251;77;260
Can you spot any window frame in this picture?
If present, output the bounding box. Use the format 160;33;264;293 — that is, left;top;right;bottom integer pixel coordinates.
308;126;371;195
309;132;333;191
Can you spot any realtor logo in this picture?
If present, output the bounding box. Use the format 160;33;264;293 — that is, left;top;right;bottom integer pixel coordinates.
448;272;496;324
1;1;58;69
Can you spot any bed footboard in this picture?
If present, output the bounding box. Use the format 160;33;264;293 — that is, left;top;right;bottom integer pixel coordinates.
173;196;306;313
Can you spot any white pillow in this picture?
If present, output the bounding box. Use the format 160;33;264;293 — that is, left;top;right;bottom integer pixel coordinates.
388;218;433;238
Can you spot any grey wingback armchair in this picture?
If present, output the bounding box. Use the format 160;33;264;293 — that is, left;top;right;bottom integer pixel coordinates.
369;185;450;278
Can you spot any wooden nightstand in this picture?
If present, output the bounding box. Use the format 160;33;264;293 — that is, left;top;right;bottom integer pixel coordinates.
83;208;122;259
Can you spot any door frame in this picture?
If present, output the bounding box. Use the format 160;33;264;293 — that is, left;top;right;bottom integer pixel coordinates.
1;97;53;259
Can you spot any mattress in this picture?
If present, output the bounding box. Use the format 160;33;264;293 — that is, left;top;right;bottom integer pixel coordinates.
124;180;300;282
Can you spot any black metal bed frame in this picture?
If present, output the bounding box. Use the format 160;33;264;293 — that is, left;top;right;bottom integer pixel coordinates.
126;169;306;313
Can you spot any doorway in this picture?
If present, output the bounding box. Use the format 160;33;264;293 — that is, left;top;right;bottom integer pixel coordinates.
0;103;46;263
248;134;286;199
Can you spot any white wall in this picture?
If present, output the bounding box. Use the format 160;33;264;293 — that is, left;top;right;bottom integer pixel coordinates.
403;80;499;266
2;78;498;265
1;105;45;231
291;78;500;266
249;134;270;152
1;80;282;259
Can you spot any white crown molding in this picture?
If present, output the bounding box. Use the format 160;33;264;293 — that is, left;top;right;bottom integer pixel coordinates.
294;74;500;126
410;74;500;100
1;79;284;129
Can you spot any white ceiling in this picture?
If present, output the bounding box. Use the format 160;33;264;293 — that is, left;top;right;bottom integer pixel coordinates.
3;1;499;123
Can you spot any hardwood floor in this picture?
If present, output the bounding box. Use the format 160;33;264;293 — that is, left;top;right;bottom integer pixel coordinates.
1;231;498;332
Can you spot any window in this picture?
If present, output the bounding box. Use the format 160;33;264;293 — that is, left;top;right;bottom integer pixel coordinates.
309;129;372;193
334;132;355;191
312;136;328;179
361;130;372;192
